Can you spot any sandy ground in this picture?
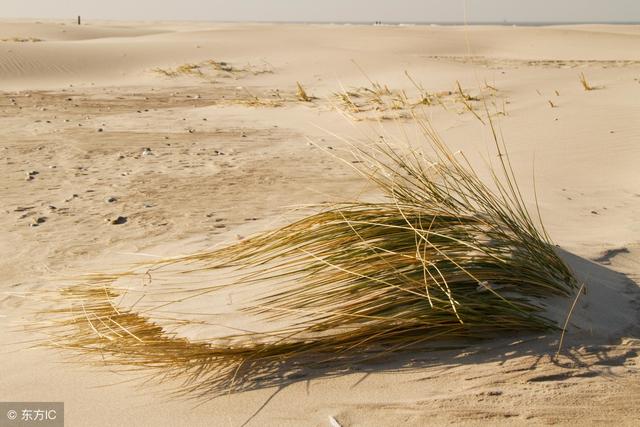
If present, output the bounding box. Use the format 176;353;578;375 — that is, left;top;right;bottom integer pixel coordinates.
1;20;640;426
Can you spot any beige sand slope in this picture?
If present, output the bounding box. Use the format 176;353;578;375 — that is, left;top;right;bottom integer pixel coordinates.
1;21;639;426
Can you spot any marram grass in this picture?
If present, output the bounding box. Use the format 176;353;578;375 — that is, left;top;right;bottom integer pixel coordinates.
34;118;578;397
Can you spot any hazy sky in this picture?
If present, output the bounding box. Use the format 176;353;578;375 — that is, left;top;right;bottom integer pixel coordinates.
2;0;639;23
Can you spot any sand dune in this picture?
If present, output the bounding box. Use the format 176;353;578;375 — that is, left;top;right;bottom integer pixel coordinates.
1;22;639;89
1;20;639;426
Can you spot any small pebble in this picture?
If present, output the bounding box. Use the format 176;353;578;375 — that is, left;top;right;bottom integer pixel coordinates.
111;216;127;225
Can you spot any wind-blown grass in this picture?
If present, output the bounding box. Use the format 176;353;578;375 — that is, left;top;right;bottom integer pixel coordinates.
34;118;578;397
296;81;313;102
153;59;273;80
331;76;498;122
579;72;595;91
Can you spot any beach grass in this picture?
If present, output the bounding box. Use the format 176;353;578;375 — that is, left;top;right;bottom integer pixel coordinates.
35;117;578;397
296;81;313;102
579;72;595;91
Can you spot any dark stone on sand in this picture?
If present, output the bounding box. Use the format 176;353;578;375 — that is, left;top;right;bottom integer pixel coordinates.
111;216;127;225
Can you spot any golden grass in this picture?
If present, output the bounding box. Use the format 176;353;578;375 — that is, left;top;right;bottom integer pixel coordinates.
296;82;313;102
176;63;202;75
153;60;273;80
153;63;202;78
206;60;235;73
330;75;501;122
34;116;578;397
405;71;432;105
579;72;595;91
455;81;485;124
150;66;502;121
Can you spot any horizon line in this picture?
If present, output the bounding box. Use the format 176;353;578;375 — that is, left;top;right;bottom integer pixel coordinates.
1;17;639;25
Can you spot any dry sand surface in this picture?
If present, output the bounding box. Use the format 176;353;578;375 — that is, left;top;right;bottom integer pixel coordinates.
1;20;640;426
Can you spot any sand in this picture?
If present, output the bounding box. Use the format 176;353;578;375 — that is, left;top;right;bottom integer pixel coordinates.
1;20;639;426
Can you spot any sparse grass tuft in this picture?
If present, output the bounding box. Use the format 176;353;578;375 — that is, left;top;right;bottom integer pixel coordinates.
333;89;362;113
36;117;578;397
206;60;234;73
579;72;594;91
153;59;272;80
296;82;313;102
176;63;202;75
329;73;503;122
455;81;485;124
405;71;433;105
153;64;202;77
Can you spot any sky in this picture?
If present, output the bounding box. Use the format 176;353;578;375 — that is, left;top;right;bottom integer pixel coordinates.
2;0;639;23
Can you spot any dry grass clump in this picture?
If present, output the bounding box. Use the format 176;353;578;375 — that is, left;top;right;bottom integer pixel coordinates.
35;118;577;396
332;84;415;119
331;67;412;117
455;81;485;123
296;81;314;102
153;63;202;78
405;71;433;106
331;73;500;122
333;89;363;113
176;63;202;75
206;60;235;73
153;59;273;80
579;72;595;91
